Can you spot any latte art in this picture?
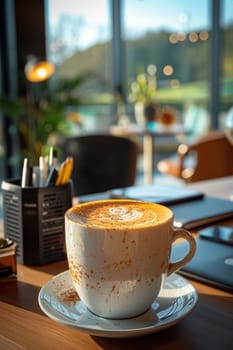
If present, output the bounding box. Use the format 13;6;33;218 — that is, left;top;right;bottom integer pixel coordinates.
67;200;172;228
105;206;142;222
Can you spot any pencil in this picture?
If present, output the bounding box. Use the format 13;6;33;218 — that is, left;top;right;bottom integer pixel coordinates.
55;161;66;186
60;157;74;185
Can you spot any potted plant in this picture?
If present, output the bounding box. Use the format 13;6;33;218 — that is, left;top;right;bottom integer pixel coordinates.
128;65;158;125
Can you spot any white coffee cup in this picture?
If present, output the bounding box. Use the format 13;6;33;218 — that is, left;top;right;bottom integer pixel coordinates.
65;199;196;319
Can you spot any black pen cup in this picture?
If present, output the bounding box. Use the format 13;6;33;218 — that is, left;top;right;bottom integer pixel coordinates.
1;179;73;266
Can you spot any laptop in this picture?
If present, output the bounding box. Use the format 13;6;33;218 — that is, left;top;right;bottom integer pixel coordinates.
172;238;233;293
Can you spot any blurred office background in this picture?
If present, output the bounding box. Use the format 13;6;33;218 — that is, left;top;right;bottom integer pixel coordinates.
0;0;233;184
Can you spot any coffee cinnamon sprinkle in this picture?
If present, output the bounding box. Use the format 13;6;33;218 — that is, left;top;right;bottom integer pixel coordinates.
57;287;79;304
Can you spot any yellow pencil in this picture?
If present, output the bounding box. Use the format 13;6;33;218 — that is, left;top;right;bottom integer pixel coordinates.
55;160;66;186
60;157;74;185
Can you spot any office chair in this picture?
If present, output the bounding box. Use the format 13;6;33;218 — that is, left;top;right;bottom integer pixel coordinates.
157;130;233;182
60;134;138;196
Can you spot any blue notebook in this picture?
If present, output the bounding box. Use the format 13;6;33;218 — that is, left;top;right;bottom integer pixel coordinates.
172;238;233;293
169;196;233;229
110;184;204;206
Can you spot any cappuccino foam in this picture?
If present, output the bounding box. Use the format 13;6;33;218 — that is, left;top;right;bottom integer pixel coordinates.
66;200;172;229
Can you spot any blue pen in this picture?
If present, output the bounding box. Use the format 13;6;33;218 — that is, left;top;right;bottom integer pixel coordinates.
46;167;58;187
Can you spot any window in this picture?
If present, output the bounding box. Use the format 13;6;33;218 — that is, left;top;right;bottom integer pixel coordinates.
46;0;114;131
46;0;215;136
122;0;211;134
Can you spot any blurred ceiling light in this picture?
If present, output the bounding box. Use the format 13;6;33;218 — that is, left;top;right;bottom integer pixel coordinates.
163;65;174;76
189;32;198;43
169;33;178;44
147;64;157;75
199;31;209;41
25;55;55;83
177;31;186;42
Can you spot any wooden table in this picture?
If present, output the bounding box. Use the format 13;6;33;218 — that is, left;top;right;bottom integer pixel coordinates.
110;123;186;184
1;177;233;349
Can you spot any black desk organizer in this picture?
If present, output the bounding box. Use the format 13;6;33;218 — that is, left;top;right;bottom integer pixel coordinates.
1;179;73;266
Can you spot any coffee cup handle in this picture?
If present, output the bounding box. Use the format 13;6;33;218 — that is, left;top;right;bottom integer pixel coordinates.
167;228;196;276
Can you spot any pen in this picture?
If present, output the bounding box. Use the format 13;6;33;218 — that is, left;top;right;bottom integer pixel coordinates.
32;166;40;187
49;147;53;168
49;147;58;169
39;156;48;187
46;167;58;187
21;158;32;187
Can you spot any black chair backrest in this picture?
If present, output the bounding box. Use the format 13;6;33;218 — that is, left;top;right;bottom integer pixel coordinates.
61;134;138;196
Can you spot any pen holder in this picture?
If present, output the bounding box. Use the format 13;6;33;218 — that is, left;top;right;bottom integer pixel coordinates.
1;179;73;266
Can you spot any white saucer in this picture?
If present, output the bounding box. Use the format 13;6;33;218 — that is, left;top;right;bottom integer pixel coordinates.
38;270;198;338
